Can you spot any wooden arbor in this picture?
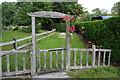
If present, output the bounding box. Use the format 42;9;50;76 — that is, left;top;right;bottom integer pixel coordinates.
27;11;70;76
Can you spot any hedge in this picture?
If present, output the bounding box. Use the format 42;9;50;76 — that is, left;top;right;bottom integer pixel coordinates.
75;17;120;66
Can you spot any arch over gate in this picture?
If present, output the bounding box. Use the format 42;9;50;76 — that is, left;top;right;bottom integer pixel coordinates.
27;11;70;76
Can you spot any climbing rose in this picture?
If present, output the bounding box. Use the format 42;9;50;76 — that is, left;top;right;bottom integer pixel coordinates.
82;31;85;34
75;9;79;13
71;26;75;31
69;28;73;32
88;41;92;43
70;17;75;20
62;16;69;21
62;19;65;22
69;26;76;32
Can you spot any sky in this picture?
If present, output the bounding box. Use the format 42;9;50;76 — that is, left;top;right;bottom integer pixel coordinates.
78;0;120;13
0;0;120;14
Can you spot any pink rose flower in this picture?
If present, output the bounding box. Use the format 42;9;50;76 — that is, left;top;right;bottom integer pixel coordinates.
70;17;75;20
88;41;92;43
82;31;85;34
75;9;79;13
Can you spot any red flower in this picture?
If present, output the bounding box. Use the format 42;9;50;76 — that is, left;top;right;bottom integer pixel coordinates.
69;28;73;32
71;26;75;31
62;16;69;21
75;9;79;13
70;17;75;20
62;19;65;22
69;26;76;32
82;31;85;34
88;41;92;43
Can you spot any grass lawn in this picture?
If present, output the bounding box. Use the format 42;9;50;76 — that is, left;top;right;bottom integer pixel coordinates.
68;66;119;78
2;30;88;72
1;30;118;79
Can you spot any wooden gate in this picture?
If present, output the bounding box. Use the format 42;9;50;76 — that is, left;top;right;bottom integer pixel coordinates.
36;48;66;74
0;45;111;79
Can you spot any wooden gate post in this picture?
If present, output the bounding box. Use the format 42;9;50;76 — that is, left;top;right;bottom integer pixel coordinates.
92;45;96;67
66;20;70;72
0;55;2;79
31;16;36;76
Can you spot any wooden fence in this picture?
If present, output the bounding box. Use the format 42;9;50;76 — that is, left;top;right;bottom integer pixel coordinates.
0;29;56;50
0;45;111;79
0;50;31;78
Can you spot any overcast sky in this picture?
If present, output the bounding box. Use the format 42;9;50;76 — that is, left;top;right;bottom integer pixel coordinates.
78;0;120;13
0;0;120;14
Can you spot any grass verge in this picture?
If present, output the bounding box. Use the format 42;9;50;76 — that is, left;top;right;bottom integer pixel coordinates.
68;66;119;78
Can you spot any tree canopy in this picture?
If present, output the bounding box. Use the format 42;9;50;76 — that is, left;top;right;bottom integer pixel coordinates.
1;2;84;26
111;1;120;15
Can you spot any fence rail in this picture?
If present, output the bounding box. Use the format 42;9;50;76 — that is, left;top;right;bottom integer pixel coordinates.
0;46;111;79
1;29;56;50
0;29;56;47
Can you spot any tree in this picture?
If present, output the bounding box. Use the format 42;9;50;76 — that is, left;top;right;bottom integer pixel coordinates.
2;2;16;26
92;8;109;16
111;1;120;15
14;2;52;26
92;8;102;16
101;9;108;16
52;2;84;15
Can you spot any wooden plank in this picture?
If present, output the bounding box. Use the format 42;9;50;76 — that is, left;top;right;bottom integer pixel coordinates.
17;42;32;50
108;51;111;66
50;52;52;70
71;48;111;52
96;49;111;52
66;20;70;72
80;51;83;66
98;51;101;66
69;66;92;70
36;32;55;41
37;48;40;72
44;52;46;71
6;55;10;72
70;48;93;51
56;51;58;69
0;41;15;46
92;45;96;67
0;50;30;56
74;51;76;66
0;56;2;79
103;51;106;65
23;53;26;71
16;29;55;42
2;70;31;77
16;36;32;42
61;50;64;69
15;54;18;71
31;16;36;76
86;51;88;67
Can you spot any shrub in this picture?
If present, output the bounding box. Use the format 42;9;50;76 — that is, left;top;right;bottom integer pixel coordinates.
75;17;120;66
20;24;42;33
54;23;66;32
13;26;19;31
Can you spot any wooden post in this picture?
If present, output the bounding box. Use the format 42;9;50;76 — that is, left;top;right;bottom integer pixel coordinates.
13;38;17;50
0;55;2;79
31;16;36;76
13;38;18;71
92;45;96;67
61;44;64;69
108;51;111;66
66;20;70;72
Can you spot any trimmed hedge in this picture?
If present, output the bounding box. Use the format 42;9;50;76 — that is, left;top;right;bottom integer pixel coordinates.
75;17;120;66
